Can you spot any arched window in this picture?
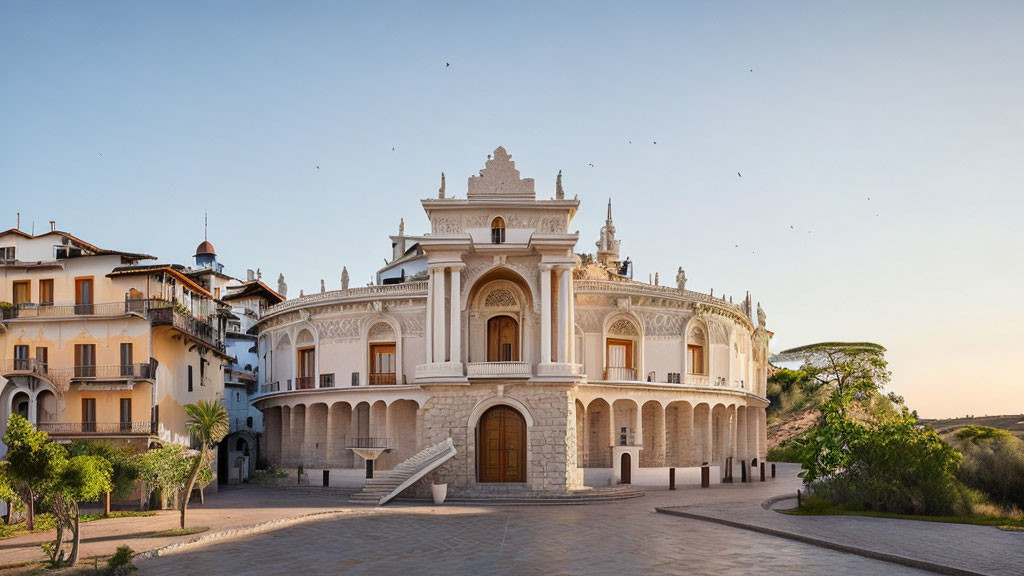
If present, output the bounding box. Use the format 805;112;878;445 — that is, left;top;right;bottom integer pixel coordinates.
491;217;506;244
688;327;706;375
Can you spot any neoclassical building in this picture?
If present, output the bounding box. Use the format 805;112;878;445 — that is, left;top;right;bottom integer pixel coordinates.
254;147;771;496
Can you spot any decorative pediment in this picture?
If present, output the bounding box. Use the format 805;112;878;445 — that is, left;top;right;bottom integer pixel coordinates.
467;147;535;200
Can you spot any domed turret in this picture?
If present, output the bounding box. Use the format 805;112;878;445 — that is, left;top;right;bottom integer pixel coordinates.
195;240;216;257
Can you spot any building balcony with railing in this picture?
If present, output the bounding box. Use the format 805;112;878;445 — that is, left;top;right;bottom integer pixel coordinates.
603;366;638;381
144;299;225;352
2;301;137;320
294;376;316;390
368;373;397;386
466;361;532;379
37;421;156;436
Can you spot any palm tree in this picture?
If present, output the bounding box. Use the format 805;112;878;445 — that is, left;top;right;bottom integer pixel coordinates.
180;400;228;529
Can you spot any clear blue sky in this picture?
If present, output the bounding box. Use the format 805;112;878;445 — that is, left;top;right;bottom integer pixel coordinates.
2;1;1022;418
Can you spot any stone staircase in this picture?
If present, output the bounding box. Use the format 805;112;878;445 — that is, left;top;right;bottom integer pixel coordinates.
348;438;457;506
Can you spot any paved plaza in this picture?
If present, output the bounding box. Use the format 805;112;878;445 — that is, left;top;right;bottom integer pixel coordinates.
4;464;1020;576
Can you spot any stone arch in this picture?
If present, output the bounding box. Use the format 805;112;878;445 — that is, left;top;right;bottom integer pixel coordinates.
35;388;57;423
328;401;353;467
360;315;403;387
602;312;645;381
385;399;419;466
306;402;329;465
640;400;665;467
466;396;534;484
612;398;639;446
585;398;612;468
461;265;539;314
686;318;709;377
574;399;587;468
693;402;711;465
474;404;528;483
665;401;694;467
466;271;535;365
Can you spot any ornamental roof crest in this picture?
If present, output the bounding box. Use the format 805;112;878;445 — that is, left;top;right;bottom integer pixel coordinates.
467;146;536;200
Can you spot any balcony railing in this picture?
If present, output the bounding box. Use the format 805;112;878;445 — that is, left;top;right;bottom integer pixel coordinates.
66;364;153;380
2;358;49;375
368;373;397;386
3;301;130;319
466;361;531;378
345;437;392;450
260;381;281;394
604;366;638;381
147;302;225;352
294;376;316;390
37;421;155;435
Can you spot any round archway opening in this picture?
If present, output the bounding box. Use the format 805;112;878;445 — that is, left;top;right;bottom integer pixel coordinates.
477;405;527;483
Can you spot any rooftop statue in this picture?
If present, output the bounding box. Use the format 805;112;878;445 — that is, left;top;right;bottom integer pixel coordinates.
757;302;767;327
399;218;405;236
320;279;326;293
277;273;288;298
438;172;446;199
676;267;687;291
341;266;350;290
556;170;564;199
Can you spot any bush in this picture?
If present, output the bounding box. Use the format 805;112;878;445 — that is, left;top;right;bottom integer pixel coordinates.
106;545;136;575
810;413;970;516
955;429;1024;510
767;442;803;463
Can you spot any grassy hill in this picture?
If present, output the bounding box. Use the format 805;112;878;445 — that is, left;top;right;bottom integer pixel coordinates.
921;415;1024;441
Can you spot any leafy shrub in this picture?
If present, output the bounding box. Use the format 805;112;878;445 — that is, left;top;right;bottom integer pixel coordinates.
810;413;970;516
955;429;1024;509
767;442;803;463
106;545;136;574
250;467;289;484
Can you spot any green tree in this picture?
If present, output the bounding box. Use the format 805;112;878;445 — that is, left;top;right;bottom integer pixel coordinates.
179;400;228;529
67;441;141;500
0;460;19;524
42;454;112;567
3;414;62;530
137;443;193;510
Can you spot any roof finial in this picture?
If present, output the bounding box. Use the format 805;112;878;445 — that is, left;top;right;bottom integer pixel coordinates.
204;211;208;241
399;218;405;236
606;198;613;224
439;172;446;199
556;170;564;199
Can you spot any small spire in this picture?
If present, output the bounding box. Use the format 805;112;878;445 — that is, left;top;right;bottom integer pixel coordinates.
556;170;564;199
204;211;208;241
438;172;446;199
606;198;613;224
399;218;405;236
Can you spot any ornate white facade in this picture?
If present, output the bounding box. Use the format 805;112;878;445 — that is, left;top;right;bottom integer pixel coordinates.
253;147;771;496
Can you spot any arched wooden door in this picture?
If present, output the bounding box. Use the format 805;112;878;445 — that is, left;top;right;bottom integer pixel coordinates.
487;316;519;362
621;453;631;484
477;405;527;482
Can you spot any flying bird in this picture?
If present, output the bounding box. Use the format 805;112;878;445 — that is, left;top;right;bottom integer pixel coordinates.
588;163;594;167
446;62;450;67
316;165;320;170
737;171;742;177
653;141;657;144
790;225;794;229
97;152;103;157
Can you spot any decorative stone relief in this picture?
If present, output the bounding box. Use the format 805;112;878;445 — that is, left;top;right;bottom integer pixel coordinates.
574;309;605;332
466;146;536;199
639;311;686;337
367;321;395;341
483;288;518;309
313;317;361;340
398;314;425;336
607;317;640;337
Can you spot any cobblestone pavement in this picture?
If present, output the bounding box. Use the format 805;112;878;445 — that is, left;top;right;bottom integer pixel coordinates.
139;468;942;576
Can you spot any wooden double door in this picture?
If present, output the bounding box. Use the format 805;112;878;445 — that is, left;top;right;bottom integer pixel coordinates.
477;405;526;483
487;316;519;362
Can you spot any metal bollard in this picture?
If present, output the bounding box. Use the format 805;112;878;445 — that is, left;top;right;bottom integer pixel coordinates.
797;489;802;507
771;463;776;478
741;460;747;483
365;460;374;479
669;467;676;490
323;469;330;487
760;462;766;482
700;465;710;488
297;465;304;485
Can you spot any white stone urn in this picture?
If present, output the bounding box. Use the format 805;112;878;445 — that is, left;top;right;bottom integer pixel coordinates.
431;483;448;504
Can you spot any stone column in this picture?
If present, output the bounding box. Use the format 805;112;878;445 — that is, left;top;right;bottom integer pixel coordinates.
704;408;713;465
449;265;462;365
540;265;552;364
432;266;446;363
634;402;643;447
425;268;433;364
654;404;666;467
567;269;576;364
557;267;569;363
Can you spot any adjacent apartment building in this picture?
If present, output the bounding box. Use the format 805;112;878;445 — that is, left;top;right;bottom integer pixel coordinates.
0;227;229;460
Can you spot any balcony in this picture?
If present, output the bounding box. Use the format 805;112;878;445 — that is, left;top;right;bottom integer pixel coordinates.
37;421;156;435
604;366;638;381
368;373;397;386
687;374;710;387
294;376;316;390
2;301;130;320
65;363;154;381
345;437;392;450
2;358;50;375
466;361;531;379
146;301;225;352
260;381;281;394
